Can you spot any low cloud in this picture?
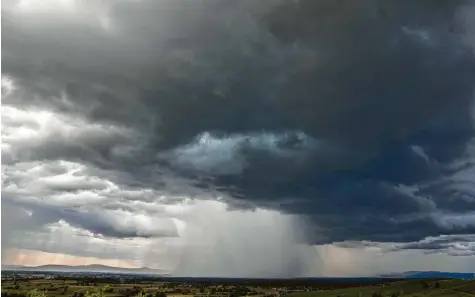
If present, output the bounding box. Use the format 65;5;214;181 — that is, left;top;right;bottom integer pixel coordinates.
388;234;475;257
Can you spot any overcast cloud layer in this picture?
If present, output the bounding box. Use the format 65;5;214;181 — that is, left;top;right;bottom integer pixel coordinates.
2;0;475;276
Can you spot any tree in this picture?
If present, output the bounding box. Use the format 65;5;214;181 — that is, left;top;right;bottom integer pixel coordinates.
84;286;114;297
26;290;47;297
102;286;113;293
435;282;441;289
154;292;166;297
85;289;103;297
134;291;147;297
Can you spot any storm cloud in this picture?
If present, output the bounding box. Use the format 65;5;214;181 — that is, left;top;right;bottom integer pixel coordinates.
2;0;475;267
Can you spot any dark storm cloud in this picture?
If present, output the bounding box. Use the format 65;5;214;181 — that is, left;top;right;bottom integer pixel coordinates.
3;0;475;248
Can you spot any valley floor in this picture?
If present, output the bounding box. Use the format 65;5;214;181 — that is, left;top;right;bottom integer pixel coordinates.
1;275;474;297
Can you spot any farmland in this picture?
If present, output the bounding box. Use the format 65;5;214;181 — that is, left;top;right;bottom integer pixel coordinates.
1;273;474;297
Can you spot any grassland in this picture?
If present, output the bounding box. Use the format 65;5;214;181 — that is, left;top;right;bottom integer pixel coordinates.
286;279;475;297
1;275;474;297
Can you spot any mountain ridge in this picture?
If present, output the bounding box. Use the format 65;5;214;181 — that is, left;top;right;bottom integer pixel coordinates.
379;271;475;280
2;266;473;279
1;264;168;275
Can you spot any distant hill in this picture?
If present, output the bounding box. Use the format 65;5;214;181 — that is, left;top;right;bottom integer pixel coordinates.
1;264;168;275
2;266;472;280
380;271;475;280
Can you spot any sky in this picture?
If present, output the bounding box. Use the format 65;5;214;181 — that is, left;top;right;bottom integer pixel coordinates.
2;0;475;277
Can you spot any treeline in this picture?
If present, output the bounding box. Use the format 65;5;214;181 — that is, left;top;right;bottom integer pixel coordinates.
2;287;167;297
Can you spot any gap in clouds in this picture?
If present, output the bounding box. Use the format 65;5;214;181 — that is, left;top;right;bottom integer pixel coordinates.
2;249;142;269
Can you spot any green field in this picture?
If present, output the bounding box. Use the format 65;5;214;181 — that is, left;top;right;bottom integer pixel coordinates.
1;277;474;297
286;279;475;297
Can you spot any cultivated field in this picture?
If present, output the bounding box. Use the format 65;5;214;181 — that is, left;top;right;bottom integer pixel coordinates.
287;279;475;296
1;275;474;297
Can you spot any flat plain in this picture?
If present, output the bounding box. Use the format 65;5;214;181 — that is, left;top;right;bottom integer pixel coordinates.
1;275;474;297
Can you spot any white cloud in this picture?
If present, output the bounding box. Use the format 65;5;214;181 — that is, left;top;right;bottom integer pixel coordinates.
410;145;430;163
7;0;115;31
2;105;139;163
1;76;17;97
3;220;181;270
1;107;323;275
432;212;475;230
2;160;181;239
162;131;317;175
